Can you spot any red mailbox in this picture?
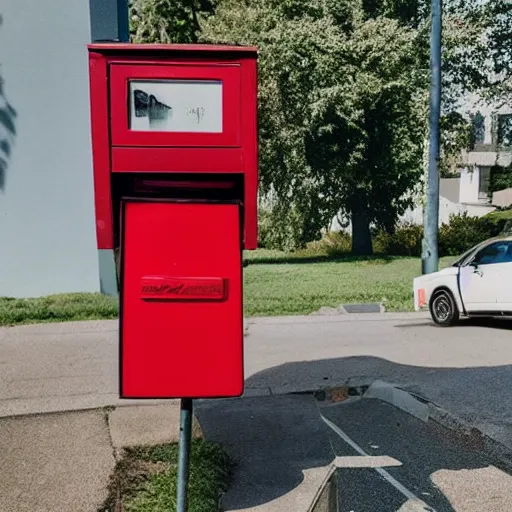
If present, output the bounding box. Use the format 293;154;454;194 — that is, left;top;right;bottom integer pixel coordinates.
88;44;258;399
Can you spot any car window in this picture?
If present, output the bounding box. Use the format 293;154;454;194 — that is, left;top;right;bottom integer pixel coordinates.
472;241;512;265
452;242;486;267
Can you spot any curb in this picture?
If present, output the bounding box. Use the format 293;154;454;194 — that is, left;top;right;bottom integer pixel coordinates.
308;464;338;512
277;380;512;473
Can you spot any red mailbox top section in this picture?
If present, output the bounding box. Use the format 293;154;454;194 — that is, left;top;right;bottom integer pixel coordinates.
87;44;258;250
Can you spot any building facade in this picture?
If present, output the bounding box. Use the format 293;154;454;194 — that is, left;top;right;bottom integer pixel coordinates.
0;0;127;298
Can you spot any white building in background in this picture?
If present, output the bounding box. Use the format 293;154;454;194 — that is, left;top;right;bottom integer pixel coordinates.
398;89;512;226
331;93;512;234
0;0;128;298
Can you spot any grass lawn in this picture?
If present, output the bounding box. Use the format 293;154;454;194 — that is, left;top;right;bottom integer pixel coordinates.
0;293;118;326
101;439;233;512
244;251;454;316
0;252;455;326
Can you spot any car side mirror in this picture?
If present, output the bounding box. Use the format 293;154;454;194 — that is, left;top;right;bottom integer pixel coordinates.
469;261;483;275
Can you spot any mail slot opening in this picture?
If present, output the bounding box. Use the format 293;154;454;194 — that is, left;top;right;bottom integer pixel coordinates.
111;173;244;277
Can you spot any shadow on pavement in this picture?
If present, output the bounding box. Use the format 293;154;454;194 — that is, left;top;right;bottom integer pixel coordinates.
196;355;512;511
465;317;512;330
398;317;512;330
196;394;335;511
244;254;395;266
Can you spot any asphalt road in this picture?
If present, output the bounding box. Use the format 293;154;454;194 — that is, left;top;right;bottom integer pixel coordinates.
197;393;512;512
245;314;512;450
321;398;512;512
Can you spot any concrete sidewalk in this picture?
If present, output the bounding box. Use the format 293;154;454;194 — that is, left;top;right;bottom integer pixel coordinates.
0;395;335;512
0;403;202;512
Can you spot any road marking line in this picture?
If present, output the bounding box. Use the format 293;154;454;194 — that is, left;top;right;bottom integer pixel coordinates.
321;414;436;511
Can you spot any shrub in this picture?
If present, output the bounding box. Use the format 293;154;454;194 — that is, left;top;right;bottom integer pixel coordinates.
314;231;352;256
485;208;512;222
373;224;423;256
258;209;301;251
260;209;512;259
485;208;512;237
258;208;313;252
438;212;500;256
490;165;512;194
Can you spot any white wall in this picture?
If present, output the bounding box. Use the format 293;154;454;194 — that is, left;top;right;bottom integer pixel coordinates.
459;168;481;204
461;92;512;145
493;188;512;208
330;192;494;234
465;204;496;217
0;0;99;297
400;195;466;227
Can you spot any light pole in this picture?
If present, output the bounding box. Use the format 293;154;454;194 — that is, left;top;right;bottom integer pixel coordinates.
422;0;442;275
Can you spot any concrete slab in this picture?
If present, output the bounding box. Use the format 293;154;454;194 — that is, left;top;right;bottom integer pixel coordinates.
431;466;512;512
195;394;336;512
310;468;338;512
0;410;115;512
364;379;429;421
108;403;203;449
341;303;383;314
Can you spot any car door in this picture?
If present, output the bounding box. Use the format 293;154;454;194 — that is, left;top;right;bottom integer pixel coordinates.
495;242;512;311
459;242;504;313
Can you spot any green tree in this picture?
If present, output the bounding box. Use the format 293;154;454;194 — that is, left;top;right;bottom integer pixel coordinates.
130;0;216;43
361;0;511;103
485;0;512;105
203;0;428;253
130;0;511;253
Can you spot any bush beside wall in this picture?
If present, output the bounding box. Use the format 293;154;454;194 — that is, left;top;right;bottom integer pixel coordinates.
260;210;512;258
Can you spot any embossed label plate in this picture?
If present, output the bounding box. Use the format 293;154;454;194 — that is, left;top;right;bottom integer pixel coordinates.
140;276;226;300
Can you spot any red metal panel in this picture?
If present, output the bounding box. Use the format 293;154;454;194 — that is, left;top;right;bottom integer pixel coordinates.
88;43;259;252
88;52;114;249
110;64;241;148
120;201;243;398
241;56;259;249
111;147;243;173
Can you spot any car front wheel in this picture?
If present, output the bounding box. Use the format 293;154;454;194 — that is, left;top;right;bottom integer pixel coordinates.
430;289;459;327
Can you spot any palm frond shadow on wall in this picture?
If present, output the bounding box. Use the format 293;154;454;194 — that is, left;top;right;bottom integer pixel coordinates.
0;15;17;192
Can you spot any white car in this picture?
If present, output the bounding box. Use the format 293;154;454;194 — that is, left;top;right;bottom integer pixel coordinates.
413;236;512;326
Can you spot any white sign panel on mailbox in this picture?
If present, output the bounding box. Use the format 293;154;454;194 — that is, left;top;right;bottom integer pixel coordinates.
129;80;223;133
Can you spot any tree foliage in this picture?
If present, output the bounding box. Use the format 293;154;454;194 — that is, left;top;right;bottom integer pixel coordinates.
130;0;216;43
485;0;512;105
130;0;512;253
202;0;429;252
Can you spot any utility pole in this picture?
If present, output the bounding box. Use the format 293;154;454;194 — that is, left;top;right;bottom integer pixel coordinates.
422;0;442;275
89;0;130;297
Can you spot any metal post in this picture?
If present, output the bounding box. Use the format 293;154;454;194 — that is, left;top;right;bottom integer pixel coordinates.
422;0;442;275
176;398;193;512
89;0;129;43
